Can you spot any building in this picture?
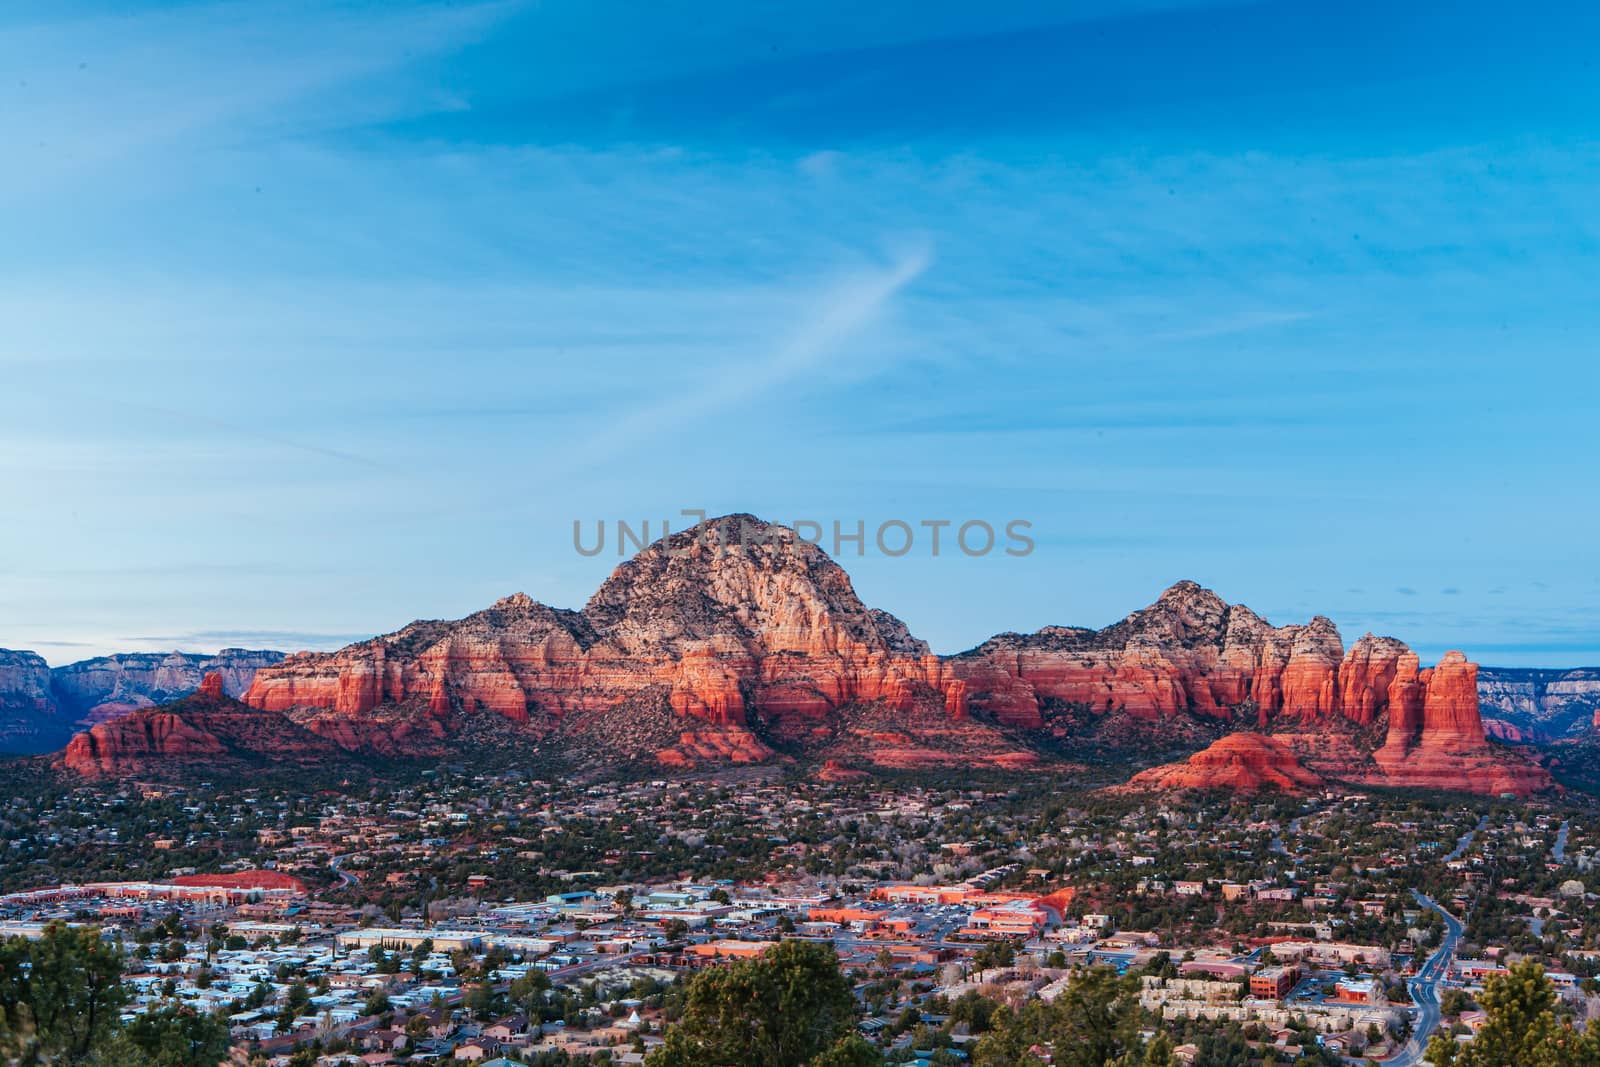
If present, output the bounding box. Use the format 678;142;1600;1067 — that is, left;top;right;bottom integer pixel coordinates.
1250;966;1299;1000
337;928;483;953
686;940;774;960
963;901;1052;939
1334;978;1382;1004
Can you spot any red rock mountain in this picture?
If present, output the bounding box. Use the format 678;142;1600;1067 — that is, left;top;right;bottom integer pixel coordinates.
241;517;1012;769
61;672;341;778
953;586;1378;727
58;515;1551;794
0;647;285;754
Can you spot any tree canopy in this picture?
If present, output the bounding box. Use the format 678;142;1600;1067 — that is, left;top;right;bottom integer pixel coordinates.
972;967;1172;1067
1424;960;1600;1067
645;940;881;1067
0;923;228;1067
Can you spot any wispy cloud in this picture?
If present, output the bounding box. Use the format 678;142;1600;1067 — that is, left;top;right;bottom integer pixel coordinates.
570;244;933;468
126;403;393;472
0;0;517;199
4;1;1600;667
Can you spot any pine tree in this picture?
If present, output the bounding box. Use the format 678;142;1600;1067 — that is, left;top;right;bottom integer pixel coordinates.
1424;960;1600;1067
645;941;879;1067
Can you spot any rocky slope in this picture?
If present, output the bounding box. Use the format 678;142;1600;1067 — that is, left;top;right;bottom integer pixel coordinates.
51;649;285;728
1477;667;1600;743
245;516;988;768
952;582;1549;795
0;650;61;752
47;515;1552;794
59;672;342;778
952;585;1413;729
0;647;286;753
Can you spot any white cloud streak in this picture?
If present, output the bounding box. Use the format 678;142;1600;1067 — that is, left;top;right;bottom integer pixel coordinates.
568;243;933;468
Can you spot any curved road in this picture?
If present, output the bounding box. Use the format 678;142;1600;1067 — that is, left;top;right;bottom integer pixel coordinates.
1379;890;1463;1067
1444;815;1487;863
328;854;358;889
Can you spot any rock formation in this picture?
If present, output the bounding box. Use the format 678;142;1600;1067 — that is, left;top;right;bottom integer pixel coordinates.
50;649;285;729
945;582;1533;796
1477;667;1600;742
1368;651;1550;795
59;678;341;778
0;646;287;754
1124;734;1324;793
41;514;1551;794
246;515;980;767
1483;719;1528;744
1338;635;1410;726
950;584;1390;728
0;650;60;752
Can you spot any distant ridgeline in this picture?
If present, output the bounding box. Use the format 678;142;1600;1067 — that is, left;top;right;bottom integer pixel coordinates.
3;515;1577;796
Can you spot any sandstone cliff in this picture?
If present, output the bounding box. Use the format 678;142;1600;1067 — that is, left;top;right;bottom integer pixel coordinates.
59;672;342;778
954;585;1461;738
957;587;1548;795
245;515;980;767
43;514;1550;794
951;584;1372;728
0;650;60;752
51;649;285;728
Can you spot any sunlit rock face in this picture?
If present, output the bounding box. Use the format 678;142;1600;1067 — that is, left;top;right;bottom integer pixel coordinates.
55;514;1524;794
1124;733;1324;793
245;516;969;765
59;679;341;778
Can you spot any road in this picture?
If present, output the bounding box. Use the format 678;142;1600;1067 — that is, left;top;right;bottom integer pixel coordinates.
1443;815;1487;863
1379;890;1463;1067
1553;820;1570;863
328;854;358;889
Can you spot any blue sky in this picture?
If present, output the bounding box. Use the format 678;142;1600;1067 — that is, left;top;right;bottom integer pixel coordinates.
2;0;1597;666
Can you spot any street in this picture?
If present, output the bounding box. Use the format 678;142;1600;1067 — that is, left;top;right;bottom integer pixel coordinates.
1378;890;1462;1067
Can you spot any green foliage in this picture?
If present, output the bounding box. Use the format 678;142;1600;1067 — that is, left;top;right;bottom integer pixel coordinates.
98;1006;230;1067
811;1033;885;1067
1423;960;1600;1067
972;967;1167;1067
948;990;1001;1033
0;925;234;1067
362;988;392;1016
645;940;871;1067
0;923;128;1063
973;940;1018;972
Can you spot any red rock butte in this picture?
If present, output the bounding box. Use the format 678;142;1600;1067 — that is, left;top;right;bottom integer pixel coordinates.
58;515;1551;795
1125;734;1324;794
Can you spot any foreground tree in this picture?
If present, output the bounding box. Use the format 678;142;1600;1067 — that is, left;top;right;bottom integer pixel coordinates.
92;1006;231;1067
1424;960;1600;1067
973;967;1171;1067
645;941;880;1067
0;923;128;1063
0;923;230;1066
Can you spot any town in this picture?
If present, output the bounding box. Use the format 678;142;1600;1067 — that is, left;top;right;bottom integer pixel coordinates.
2;768;1597;1066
